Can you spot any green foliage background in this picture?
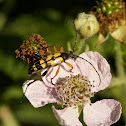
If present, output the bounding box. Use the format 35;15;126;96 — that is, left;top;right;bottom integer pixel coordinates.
0;0;126;126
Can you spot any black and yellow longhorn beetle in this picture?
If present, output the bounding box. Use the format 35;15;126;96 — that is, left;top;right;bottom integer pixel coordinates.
28;46;74;82
21;39;101;103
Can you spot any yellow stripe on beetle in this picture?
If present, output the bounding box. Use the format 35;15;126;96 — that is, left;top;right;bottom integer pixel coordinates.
47;57;63;66
53;52;61;57
46;54;53;61
40;59;45;64
33;67;38;71
33;64;37;71
41;63;46;69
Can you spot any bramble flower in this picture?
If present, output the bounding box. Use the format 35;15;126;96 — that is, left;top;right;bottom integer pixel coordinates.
91;0;126;45
23;51;122;126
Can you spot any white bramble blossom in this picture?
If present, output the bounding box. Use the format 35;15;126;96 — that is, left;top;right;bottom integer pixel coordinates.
23;51;122;126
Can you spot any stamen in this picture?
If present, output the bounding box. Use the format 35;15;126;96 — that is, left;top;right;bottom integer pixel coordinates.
55;74;96;108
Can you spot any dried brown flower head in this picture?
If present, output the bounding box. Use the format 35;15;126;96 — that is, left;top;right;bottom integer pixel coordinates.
15;34;50;64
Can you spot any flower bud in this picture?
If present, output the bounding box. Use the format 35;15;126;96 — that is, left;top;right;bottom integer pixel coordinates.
74;12;99;37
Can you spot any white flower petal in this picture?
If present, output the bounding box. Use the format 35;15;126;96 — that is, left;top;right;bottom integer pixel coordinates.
23;80;57;108
83;99;122;126
52;106;82;126
76;51;111;92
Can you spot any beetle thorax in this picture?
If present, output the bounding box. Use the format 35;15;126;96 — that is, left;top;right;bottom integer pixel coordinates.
61;52;70;61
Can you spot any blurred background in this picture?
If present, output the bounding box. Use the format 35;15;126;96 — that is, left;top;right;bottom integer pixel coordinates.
0;0;126;126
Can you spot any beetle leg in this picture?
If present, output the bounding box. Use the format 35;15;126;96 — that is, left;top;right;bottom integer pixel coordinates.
60;46;64;52
36;71;42;80
54;46;57;52
48;46;63;53
51;65;60;84
65;61;73;72
41;68;50;77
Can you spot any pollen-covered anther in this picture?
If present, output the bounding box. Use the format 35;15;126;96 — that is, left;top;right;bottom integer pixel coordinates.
55;74;95;108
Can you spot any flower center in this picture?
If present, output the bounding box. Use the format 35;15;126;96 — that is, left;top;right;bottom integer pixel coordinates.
55;74;95;108
28;44;38;50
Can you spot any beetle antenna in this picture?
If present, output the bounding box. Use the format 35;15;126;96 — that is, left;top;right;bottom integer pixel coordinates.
20;86;28;104
73;21;77;52
75;55;101;87
20;80;36;103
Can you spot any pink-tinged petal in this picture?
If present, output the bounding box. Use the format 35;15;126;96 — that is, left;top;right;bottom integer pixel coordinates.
52;106;82;126
83;99;122;126
76;51;111;92
42;59;81;85
23;80;57;108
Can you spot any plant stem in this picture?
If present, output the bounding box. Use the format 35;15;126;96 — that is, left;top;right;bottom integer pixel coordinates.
76;105;84;117
0;106;20;126
75;37;86;55
114;40;125;78
67;41;72;51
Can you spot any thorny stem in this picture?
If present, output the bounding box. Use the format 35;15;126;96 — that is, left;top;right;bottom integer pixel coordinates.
114;40;125;78
75;36;86;55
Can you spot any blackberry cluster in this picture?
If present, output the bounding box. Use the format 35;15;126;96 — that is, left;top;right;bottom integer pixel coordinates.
96;0;123;16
